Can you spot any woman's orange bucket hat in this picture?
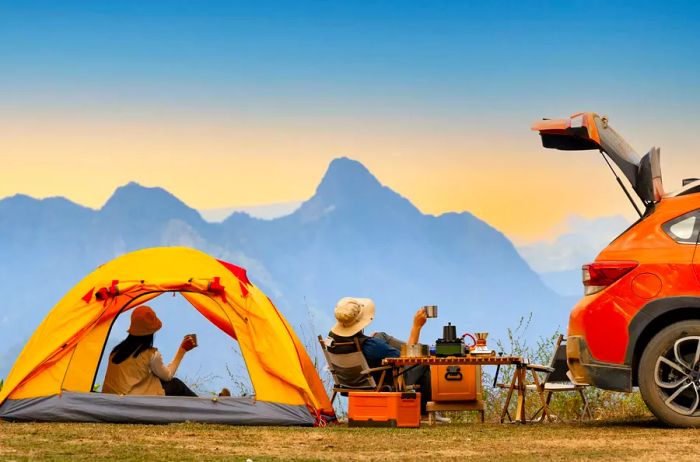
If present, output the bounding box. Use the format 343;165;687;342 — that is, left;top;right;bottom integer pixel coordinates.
128;305;162;336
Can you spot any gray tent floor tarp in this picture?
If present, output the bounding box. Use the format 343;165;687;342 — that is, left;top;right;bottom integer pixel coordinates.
0;392;315;425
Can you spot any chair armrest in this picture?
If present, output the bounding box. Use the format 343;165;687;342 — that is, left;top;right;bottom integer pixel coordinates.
361;366;393;374
526;364;555;373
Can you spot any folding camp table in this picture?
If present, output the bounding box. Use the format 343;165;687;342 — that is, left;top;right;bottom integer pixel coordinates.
383;355;530;423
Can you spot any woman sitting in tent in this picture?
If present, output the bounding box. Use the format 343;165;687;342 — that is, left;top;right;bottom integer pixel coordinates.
102;305;198;397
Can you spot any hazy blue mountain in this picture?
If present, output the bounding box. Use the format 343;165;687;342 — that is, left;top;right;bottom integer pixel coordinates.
516;215;630;296
0;157;572;390
539;269;584;297
199;201;302;222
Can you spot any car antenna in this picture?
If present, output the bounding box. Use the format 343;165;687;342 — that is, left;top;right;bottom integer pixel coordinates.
599;150;643;218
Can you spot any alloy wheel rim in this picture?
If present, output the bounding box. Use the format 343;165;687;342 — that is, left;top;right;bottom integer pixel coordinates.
654;336;700;416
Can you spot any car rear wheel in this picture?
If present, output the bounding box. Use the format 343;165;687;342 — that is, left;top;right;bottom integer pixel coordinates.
639;320;700;427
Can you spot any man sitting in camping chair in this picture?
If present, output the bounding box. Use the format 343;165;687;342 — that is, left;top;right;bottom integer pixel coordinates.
326;297;447;422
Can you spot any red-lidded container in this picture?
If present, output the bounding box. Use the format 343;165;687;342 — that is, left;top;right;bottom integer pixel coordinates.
347;392;421;428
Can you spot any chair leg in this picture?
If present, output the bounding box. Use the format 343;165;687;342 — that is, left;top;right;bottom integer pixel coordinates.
500;370;518;423
331;390;337;405
531;407;543;422
395;367;405;392
578;389;592;420
480;410;485;423
377;370;387;391
530;370;550;423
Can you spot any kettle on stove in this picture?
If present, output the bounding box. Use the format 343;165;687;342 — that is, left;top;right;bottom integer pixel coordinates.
435;322;467;357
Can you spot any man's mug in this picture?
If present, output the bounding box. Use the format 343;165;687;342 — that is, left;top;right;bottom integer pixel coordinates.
422;305;438;318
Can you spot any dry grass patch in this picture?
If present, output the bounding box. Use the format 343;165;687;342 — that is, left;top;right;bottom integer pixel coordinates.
0;419;699;461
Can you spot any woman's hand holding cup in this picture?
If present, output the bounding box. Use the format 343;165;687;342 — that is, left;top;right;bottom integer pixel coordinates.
180;334;197;352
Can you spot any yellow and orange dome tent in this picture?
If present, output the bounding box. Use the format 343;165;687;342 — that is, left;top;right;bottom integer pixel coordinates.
0;247;333;425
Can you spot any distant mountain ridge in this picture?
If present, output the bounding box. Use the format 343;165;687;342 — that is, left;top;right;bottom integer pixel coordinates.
516;215;631;296
199;201;302;222
0;157;572;384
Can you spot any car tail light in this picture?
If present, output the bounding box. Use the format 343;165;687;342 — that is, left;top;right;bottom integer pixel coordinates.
582;261;638;295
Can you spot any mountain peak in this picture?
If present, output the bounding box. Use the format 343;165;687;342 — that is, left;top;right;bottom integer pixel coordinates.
326;157;374;175
101;182;203;224
292;157;419;222
103;182;178;207
316;157;382;196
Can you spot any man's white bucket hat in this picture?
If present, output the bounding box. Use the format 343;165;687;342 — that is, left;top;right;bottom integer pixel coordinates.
330;297;376;337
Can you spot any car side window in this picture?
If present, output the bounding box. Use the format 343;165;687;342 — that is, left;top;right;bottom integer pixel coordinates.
663;210;700;244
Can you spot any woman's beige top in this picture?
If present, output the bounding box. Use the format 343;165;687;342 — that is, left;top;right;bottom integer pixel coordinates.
102;347;183;396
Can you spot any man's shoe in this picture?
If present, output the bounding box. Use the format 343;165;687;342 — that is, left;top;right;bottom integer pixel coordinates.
434;412;451;424
420;412;452;424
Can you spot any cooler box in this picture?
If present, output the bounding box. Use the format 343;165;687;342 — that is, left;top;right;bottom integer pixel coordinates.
347;392;421;428
430;365;479;401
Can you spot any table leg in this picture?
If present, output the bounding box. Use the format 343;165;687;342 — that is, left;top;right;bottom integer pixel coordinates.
500;368;518;423
515;365;527;423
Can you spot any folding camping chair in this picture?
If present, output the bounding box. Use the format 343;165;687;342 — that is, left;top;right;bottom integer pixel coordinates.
495;335;593;422
317;335;393;405
529;335;593;421
508;335;594;421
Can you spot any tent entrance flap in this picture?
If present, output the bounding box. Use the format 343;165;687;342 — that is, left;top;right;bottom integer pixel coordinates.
64;289;241;397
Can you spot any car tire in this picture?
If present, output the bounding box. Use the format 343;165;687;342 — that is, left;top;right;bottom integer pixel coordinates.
638;320;700;427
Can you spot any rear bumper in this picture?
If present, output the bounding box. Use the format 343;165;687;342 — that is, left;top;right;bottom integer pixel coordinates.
567;336;632;392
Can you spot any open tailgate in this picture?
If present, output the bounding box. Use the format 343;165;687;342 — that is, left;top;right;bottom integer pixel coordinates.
532;112;663;205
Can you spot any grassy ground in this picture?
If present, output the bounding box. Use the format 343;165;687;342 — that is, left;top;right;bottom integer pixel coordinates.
1;418;699;461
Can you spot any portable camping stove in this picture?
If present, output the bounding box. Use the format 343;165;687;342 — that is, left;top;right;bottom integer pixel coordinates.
435;322;466;357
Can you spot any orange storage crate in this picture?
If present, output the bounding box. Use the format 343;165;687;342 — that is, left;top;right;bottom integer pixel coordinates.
430;365;480;402
347;392;421;428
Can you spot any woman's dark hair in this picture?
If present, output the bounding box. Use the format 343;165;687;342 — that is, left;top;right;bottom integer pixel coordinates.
110;334;154;364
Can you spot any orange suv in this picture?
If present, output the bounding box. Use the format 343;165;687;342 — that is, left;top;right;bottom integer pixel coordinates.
533;113;700;427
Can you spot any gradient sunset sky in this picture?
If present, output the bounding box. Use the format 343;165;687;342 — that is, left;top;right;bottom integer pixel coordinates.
2;1;699;240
